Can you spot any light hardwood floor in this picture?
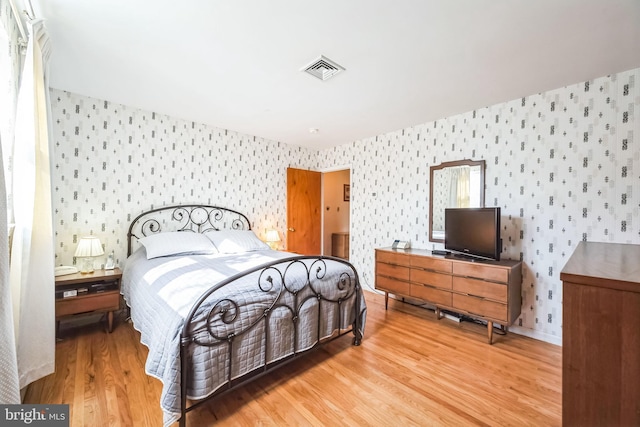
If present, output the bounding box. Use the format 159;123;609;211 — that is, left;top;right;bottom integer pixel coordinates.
25;291;561;426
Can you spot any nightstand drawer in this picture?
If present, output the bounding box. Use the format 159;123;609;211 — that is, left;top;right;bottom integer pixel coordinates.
55;291;120;317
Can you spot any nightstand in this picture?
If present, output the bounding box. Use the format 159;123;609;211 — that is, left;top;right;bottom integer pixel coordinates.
55;268;122;333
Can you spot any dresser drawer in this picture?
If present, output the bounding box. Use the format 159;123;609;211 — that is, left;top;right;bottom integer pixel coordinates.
56;291;120;317
410;256;452;273
376;250;411;267
453;263;508;283
410;284;452;306
376;262;410;281
411;269;452;290
453;294;507;322
376;275;410;295
453;276;507;302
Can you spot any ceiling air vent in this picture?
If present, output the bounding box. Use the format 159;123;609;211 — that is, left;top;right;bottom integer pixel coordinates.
302;55;345;81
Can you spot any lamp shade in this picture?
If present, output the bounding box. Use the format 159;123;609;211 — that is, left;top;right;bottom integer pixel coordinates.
265;229;281;243
75;236;104;258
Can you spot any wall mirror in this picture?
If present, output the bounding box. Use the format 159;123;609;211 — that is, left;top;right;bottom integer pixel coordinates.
429;159;485;243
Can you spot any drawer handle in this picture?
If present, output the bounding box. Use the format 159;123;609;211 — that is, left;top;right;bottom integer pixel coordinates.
381;276;409;282
418;283;447;290
460;275;506;285
467;293;486;300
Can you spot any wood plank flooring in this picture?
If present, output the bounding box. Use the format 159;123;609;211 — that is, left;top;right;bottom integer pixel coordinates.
25;290;562;426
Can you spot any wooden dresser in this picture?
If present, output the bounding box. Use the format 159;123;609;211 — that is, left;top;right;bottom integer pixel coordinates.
375;247;522;343
560;242;640;426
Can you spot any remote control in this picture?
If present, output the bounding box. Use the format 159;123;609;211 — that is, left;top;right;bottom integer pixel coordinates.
432;250;450;256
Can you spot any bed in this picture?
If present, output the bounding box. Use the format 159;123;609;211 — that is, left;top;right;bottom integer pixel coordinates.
121;204;366;426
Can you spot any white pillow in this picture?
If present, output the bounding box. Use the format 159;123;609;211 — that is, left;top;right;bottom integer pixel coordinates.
139;231;217;259
205;230;270;254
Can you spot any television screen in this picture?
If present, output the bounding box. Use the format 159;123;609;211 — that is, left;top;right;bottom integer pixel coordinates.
444;207;501;261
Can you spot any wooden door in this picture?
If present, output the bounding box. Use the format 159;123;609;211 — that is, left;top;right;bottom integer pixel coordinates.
287;168;321;255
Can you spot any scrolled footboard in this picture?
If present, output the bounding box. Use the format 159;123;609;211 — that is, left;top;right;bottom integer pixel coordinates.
178;255;364;426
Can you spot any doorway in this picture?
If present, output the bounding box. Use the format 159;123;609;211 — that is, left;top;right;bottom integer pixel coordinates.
322;169;351;259
286;167;351;258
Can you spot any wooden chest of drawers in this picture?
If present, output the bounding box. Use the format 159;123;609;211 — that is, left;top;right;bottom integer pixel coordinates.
561;242;640;426
375;248;522;343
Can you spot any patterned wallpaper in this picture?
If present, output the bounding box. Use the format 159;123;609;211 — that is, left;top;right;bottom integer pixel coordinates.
51;67;639;344
50;89;316;267
318;68;640;343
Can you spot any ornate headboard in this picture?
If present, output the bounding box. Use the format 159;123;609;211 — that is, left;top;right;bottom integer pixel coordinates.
127;204;251;256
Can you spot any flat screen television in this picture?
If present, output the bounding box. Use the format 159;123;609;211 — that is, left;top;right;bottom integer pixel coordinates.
444;207;501;261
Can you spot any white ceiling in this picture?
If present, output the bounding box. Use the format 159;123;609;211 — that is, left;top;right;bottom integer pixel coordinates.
24;0;640;149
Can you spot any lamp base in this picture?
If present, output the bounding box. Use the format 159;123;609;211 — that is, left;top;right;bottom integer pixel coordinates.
79;257;95;274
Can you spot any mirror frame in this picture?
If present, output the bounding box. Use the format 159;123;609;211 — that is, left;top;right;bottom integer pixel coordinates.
429;159;486;243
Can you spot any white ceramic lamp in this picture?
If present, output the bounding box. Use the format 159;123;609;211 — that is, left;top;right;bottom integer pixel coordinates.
75;236;104;273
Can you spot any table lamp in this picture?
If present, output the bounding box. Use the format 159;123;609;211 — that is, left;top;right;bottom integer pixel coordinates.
265;229;281;250
75;236;104;273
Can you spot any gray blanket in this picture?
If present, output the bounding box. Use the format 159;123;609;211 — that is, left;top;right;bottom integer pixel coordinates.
121;249;366;426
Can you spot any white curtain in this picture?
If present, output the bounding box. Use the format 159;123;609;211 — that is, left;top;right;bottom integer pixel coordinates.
448;166;471;208
9;18;55;388
456;166;470;208
0;6;20;404
0;146;19;404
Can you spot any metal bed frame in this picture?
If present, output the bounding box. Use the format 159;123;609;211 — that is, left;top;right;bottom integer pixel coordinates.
126;204;363;426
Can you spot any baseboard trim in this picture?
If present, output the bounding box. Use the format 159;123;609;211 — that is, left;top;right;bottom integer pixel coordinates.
508;325;562;346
